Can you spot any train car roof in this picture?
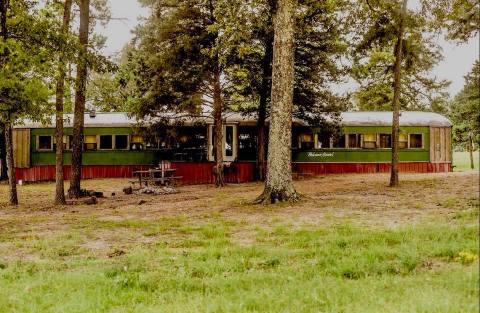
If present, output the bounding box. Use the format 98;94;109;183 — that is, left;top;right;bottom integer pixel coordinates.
14;111;452;128
340;111;452;127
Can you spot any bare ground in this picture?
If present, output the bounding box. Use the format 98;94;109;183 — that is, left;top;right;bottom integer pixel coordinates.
0;171;478;260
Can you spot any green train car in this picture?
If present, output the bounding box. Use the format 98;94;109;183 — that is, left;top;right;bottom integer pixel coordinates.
12;111;452;184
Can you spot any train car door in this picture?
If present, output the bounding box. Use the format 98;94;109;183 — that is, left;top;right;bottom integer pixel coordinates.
208;124;238;162
12;128;31;168
429;127;452;163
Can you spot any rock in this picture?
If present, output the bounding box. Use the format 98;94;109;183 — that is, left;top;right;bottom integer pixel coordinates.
137;200;147;205
111;192;116;197
66;196;97;206
84;197;98;205
107;249;126;258
130;186;178;197
123;186;133;195
89;191;104;198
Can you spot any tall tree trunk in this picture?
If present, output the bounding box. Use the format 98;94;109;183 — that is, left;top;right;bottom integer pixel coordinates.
468;131;474;169
213;69;225;187
0;0;6;39
389;0;408;187
1;0;17;205
0;124;7;180
256;34;274;181
5;123;17;205
68;0;89;198
255;0;298;204
54;0;72;205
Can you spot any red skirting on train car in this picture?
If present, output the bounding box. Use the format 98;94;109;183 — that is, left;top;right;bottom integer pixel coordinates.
169;162;256;185
15;162;452;184
294;162;452;176
14;162;257;184
15;165;152;182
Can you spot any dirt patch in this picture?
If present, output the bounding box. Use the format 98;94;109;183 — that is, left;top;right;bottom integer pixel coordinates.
0;171;478;260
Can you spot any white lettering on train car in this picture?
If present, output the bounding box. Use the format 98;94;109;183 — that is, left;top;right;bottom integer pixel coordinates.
307;152;334;157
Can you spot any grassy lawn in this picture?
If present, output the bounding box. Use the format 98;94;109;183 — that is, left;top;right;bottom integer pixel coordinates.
0;172;478;312
453;151;479;171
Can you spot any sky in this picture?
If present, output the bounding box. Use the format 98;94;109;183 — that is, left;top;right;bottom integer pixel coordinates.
96;0;479;97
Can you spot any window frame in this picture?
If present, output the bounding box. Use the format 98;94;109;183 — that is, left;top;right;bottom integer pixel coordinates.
297;132;315;150
37;135;53;151
99;135;114;151
114;134;130;150
130;134;145;150
314;133;334;149
83;135;98;151
237;127;257;161
66;135;74;150
53;135;69;151
362;133;377;149
398;133;408;149
225;125;234;157
346;133;361;149
408;133;424;149
378;133;392;149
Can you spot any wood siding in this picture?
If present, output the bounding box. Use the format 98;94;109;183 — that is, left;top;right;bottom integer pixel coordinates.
430;127;452;163
12;129;30;168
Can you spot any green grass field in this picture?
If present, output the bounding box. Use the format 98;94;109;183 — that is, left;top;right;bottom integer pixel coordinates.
0;172;478;313
453;151;479;171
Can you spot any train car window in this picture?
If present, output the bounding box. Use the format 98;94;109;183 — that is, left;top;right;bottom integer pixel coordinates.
115;135;129;150
166;127;207;161
238;127;257;161
317;133;331;149
83;135;97;151
347;134;361;148
130;135;144;150
53;136;68;150
363;134;377;149
399;133;408;148
38;136;53;151
99;135;113;150
379;134;391;148
66;135;74;150
225;126;234;157
409;134;423;148
332;135;345;148
299;133;314;150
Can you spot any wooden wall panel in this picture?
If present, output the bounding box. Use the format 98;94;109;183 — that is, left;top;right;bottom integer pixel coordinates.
445;128;452;162
429;127;435;162
13;129;30;168
430;127;452;164
440;128;446;162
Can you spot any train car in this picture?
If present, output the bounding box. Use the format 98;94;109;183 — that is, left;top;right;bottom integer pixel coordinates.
12;111;452;184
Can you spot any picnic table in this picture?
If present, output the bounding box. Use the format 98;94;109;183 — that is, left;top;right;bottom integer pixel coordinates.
132;167;182;187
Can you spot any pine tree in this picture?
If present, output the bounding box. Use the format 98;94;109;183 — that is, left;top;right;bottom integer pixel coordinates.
54;0;73;205
0;0;56;205
221;0;348;180
350;0;450;111
428;0;479;42
255;0;299;204
68;0;90;198
449;60;479;169
390;0;408;187
127;0;248;187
